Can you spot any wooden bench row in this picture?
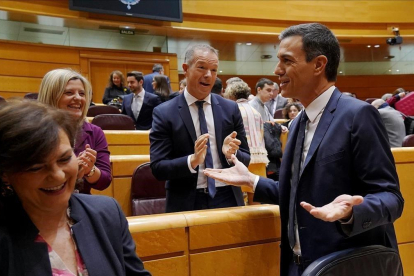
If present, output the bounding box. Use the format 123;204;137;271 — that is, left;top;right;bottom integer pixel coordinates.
127;146;414;276
103;128;289;155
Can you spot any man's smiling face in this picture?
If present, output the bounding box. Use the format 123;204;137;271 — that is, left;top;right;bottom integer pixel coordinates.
183;49;219;100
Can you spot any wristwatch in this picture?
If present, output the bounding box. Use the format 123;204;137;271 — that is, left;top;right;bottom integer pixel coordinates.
86;165;96;178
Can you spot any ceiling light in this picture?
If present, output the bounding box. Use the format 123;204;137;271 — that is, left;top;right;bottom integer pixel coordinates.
396;69;400;72
339;71;343;74
374;45;380;48
367;45;371;48
246;43;252;46
389;69;392;72
219;71;223;73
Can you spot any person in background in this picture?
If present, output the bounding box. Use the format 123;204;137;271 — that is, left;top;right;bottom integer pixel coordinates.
102;70;130;104
0;100;151;276
282;102;302;128
152;75;170;102
211;77;224;97
179;79;187;93
38;68;111;194
122;71;162;130
224;80;269;204
386;88;407;108
372;99;406;147
265;82;287;117
143;64;171;94
250;78;275;122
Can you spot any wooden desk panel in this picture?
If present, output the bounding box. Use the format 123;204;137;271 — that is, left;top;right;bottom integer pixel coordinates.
144;256;188;276
190;242;280;276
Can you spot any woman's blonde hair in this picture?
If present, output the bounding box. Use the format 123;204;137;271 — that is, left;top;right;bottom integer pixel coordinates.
38;68;92;121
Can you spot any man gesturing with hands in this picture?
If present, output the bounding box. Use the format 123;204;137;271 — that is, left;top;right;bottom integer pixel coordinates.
204;24;403;276
150;44;250;212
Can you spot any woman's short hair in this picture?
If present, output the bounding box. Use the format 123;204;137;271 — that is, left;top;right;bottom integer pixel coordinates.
0;100;77;176
224;81;251;100
107;70;125;88
38;68;92;120
282;102;302;119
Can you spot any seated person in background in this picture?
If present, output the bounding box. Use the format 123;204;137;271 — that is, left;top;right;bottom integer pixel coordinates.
381;93;393;101
122;71;162;130
0;100;151;276
224;81;268;204
211;77;224;97
387;88;406;108
102;70;130;104
152;75;170;102
38;69;111;194
372;99;406;147
282;102;302;128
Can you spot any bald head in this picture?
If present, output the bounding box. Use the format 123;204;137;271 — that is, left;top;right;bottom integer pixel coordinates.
371;99;385;109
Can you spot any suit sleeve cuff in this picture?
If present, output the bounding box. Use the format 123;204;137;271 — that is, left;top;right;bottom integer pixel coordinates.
252;175;260;192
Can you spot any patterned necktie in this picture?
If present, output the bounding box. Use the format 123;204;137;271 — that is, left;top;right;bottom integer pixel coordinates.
288;111;308;249
195;100;216;198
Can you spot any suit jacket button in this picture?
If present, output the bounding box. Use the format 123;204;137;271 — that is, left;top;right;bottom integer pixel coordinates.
362;221;372;229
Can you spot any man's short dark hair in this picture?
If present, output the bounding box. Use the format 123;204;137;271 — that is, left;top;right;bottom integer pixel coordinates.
279;23;340;82
127;71;144;82
255;78;274;92
211;77;222;95
152;64;163;73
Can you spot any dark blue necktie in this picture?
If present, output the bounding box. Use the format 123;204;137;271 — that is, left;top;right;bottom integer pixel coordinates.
195;101;216;198
288;111;308;249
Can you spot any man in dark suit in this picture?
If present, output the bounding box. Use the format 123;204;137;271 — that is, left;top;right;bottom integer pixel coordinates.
204;23;404;276
121;71;162;130
143;64;171;94
150;44;250;213
265;82;288;116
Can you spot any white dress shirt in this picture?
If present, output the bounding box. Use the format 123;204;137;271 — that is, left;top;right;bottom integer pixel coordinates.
184;89;227;189
131;89;145;120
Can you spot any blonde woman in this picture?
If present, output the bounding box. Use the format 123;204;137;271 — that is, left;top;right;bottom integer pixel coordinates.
38;68;111;194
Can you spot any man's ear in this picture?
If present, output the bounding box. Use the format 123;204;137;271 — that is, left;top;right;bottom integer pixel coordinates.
314;55;328;77
139;79;144;85
182;63;189;77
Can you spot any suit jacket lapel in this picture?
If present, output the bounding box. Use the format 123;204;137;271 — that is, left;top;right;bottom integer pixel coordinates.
178;94;197;142
302;88;340;170
211;95;223;154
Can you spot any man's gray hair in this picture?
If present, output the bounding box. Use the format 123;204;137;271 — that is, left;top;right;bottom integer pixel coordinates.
152;64;164;73
184;44;219;66
273;82;279;90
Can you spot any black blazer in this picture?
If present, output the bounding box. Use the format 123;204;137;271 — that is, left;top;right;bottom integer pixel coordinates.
121;91;162;130
0;194;151;276
150;93;251;212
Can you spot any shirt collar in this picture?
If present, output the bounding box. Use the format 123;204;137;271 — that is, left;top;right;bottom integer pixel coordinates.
184;88;211;106
134;89;145;98
254;96;265;106
304;86;336;123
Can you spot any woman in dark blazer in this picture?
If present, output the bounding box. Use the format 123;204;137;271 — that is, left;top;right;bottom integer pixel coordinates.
0;100;151;276
102;70;130;104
